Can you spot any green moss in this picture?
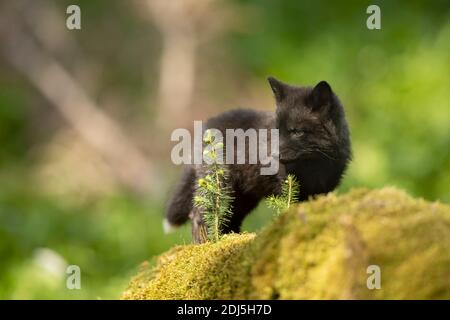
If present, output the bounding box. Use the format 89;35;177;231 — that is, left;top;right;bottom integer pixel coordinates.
122;188;450;300
122;233;255;299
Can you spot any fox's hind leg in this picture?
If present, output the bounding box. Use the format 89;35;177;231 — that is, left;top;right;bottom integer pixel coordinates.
191;193;259;243
191;206;209;243
164;166;196;232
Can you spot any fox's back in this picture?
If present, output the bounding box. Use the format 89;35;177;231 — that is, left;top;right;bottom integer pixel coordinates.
205;108;274;132
201;108;282;198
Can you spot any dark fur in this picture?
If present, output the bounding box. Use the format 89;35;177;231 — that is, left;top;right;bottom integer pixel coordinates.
166;77;351;239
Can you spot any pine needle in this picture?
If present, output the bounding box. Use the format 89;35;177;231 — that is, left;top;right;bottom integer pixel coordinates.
266;174;300;216
193;130;233;242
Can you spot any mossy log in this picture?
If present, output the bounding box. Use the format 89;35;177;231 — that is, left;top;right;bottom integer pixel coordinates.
122;188;450;299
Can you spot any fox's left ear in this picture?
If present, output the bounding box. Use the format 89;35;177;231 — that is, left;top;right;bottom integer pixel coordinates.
311;81;333;109
268;76;287;102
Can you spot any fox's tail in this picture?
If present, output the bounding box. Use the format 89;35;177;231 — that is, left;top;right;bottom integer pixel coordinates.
164;166;196;233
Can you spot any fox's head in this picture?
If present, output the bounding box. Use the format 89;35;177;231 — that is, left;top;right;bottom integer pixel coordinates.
268;76;350;164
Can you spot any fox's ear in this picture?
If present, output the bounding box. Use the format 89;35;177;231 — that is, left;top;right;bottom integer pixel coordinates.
268;76;287;102
311;81;333;109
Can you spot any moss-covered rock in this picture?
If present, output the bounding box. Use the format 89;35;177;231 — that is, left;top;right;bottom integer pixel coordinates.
122;188;450;299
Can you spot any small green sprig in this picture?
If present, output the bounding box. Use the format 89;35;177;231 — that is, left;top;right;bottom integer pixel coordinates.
266;174;300;216
193;130;233;242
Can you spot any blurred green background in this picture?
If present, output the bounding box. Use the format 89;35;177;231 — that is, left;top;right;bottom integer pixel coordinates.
0;0;448;299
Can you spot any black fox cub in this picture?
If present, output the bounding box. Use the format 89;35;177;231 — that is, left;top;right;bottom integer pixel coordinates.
166;77;351;243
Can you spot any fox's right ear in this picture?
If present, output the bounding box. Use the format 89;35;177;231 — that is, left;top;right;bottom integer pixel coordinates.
268;76;287;102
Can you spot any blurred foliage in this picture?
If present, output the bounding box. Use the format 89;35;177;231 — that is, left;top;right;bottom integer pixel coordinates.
0;0;448;299
0;166;191;299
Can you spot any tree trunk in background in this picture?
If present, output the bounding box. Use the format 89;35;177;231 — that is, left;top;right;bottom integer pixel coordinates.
144;0;201;126
0;3;155;195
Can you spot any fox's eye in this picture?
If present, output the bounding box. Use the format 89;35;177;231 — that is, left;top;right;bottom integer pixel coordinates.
288;128;304;136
